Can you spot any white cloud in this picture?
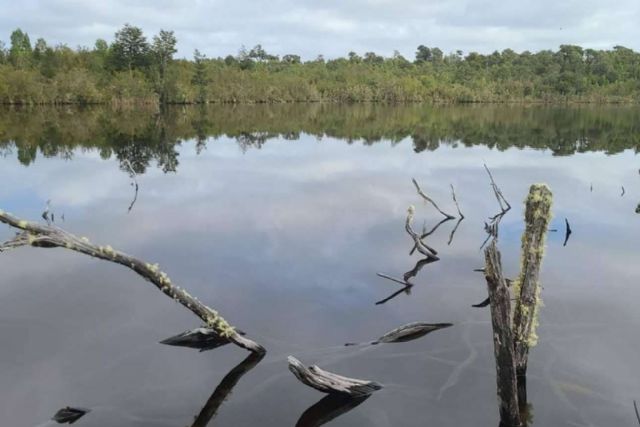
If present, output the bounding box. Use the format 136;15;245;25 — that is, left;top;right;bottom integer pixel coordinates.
0;0;638;59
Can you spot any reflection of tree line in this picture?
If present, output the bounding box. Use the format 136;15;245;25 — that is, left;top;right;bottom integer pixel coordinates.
1;104;640;172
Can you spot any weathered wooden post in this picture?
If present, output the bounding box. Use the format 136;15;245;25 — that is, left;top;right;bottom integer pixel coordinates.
483;183;553;427
484;240;521;427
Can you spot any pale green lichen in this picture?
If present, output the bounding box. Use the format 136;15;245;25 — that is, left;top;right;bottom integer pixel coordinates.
18;220;28;228
514;184;553;348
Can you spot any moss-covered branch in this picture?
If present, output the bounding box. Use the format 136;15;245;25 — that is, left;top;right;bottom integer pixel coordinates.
0;209;265;355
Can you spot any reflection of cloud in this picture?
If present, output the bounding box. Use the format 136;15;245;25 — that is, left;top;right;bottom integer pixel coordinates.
1;134;640;426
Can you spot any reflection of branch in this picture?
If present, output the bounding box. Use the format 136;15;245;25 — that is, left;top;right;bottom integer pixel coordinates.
634;400;639;425
191;352;264;427
411;178;455;219
450;184;464;218
0;210;265;355
447;217;463;246
563;218;572;247
375;256;437;305
288;356;382;397
374;284;412;305
295;394;369;427
123;159;139;213
410;216;450;256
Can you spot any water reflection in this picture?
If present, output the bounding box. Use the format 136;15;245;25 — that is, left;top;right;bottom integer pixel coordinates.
295;394;369;427
1;104;640;427
190;352;264;427
1;104;640;174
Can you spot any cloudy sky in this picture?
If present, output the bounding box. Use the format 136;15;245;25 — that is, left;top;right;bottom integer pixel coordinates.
1;0;639;60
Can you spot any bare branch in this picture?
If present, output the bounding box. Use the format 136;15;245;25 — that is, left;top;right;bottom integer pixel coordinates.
0;209;265;355
411;178;455;219
123;159;139;213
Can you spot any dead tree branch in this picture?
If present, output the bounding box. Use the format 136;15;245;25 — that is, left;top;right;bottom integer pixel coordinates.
288;356;382;397
0;209;265;355
411;178;455;220
481;164;512;249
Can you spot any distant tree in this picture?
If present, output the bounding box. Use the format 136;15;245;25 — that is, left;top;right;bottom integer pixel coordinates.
9;28;32;68
224;54;237;66
282;54;301;64
192;49;208;103
348;51;361;63
110;24;150;72
0;41;6;64
32;38;48;61
151;30;177;103
415;45;432;63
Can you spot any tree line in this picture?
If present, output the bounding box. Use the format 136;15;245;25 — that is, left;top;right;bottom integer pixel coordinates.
1;24;640;104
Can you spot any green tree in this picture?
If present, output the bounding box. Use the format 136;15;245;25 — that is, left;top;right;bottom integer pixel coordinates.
192;49;208;103
151;29;177;103
9;29;32;68
110;24;149;73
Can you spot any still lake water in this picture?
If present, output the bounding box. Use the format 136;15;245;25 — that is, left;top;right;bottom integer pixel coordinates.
0;104;639;426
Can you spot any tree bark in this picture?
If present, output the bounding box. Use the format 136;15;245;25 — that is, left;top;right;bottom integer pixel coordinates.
484;240;521;427
512;184;553;377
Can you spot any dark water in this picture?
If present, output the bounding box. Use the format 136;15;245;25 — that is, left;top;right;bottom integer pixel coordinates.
1;104;639;427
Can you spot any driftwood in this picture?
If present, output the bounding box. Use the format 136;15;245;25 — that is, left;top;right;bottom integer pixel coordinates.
345;322;452;346
160;327;246;352
295;394;369;427
0;209;265;355
287;356;382;397
411;178;455;219
484;240;521;427
52;406;90;424
512;184;553;377
191;352;264;427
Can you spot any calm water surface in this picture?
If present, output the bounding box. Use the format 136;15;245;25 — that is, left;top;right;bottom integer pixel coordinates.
1;105;639;426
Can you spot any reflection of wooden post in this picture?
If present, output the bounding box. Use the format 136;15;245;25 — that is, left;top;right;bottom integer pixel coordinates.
513;184;553;378
484;240;520;427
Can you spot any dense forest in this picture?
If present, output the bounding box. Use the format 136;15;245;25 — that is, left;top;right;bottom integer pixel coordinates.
2;104;639;171
1;24;640;104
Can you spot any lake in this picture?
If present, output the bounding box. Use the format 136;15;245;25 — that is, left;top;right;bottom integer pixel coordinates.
1;104;639;426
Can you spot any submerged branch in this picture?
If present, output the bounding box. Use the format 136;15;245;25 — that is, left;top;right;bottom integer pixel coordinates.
0;209;265;355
